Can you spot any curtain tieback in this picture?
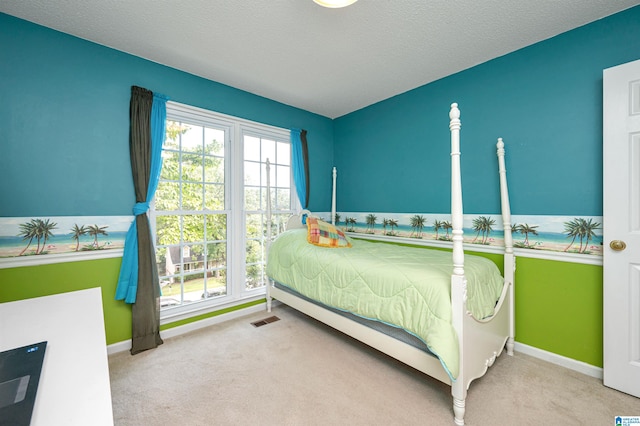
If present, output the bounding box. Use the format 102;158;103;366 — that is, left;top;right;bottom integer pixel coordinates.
133;202;149;216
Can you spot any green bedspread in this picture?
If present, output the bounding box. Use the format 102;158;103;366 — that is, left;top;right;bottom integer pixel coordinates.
266;228;505;379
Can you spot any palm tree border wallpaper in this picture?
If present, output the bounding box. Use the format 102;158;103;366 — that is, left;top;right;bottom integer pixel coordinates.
328;212;603;257
0;212;604;262
0;216;131;259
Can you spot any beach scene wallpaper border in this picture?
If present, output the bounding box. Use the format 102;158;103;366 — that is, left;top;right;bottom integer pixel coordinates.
318;212;603;257
0;212;604;261
0;216;132;259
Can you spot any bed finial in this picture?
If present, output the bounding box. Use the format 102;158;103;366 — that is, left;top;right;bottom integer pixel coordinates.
449;103;461;132
450;103;460;119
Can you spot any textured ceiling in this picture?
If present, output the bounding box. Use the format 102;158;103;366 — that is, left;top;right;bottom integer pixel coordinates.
1;1;639;118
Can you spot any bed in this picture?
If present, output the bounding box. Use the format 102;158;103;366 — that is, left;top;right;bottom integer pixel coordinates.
265;103;515;425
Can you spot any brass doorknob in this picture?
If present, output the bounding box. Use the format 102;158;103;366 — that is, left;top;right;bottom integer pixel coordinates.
610;240;627;251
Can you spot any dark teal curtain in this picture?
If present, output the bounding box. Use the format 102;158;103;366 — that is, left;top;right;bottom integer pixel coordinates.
115;86;168;354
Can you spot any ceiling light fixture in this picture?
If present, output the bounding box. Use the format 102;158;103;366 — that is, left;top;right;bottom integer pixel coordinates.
313;0;358;8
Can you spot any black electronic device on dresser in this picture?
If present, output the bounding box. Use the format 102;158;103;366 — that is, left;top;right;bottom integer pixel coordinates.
0;341;48;426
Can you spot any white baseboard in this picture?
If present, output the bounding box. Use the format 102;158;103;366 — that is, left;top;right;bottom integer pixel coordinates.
514;342;603;379
107;302;270;355
107;339;131;355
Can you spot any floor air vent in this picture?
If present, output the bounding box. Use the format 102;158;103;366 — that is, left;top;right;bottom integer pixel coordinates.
251;316;280;327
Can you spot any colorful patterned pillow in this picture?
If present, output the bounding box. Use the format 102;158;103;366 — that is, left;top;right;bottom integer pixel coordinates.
306;217;352;248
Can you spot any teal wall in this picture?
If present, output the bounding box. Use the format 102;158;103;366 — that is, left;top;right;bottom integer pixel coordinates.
329;7;640;367
2;8;639;367
333;6;640;216
0;12;333;344
0;13;334;217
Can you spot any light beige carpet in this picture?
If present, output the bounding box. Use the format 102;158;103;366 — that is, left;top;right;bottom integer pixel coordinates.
109;305;640;425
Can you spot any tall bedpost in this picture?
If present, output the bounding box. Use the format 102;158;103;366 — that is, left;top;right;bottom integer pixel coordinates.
265;159;273;312
497;139;513;255
497;139;516;355
449;103;464;277
332;167;337;225
449;103;467;426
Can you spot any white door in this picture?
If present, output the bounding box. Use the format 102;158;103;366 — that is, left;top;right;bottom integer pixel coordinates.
603;58;640;398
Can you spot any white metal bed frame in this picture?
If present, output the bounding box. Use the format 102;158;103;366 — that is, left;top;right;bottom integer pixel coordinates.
265;103;515;425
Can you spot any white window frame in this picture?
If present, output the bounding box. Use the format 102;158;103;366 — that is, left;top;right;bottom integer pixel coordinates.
153;101;295;324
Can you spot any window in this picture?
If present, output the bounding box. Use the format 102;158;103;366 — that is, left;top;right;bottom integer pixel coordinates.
152;102;294;318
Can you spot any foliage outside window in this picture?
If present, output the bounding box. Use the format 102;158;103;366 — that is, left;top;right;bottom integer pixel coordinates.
243;131;293;290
